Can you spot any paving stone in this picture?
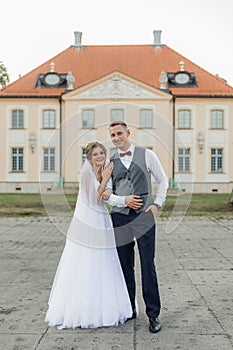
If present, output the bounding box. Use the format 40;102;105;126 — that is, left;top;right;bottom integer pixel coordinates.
37;332;134;350
177;257;232;270
196;284;233;337
135;333;233;350
0;217;232;349
0;333;41;350
186;270;233;285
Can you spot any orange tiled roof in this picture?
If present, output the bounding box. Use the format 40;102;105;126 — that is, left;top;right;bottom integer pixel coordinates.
1;44;233;97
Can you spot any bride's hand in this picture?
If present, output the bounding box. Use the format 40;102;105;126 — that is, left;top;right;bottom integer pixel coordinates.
102;162;114;181
101;188;113;200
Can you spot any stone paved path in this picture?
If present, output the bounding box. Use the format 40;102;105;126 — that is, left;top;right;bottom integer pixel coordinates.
0;217;232;350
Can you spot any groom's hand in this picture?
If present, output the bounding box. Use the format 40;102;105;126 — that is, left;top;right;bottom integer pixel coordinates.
125;195;143;209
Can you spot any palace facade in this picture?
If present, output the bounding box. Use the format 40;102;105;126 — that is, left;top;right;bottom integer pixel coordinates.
0;31;233;194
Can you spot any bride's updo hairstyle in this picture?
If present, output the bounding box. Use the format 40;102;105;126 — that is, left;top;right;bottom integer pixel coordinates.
85;142;107;161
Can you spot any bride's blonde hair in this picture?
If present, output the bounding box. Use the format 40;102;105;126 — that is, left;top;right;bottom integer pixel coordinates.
85;142;107;161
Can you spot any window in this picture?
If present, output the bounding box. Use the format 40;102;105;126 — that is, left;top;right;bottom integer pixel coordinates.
178;148;190;172
43;110;56;128
178;110;191;129
44;148;55;171
12;148;23;172
140;109;153;128
211;148;223;172
111;109;124;121
82;109;94;128
211;110;224;129
12;110;24;128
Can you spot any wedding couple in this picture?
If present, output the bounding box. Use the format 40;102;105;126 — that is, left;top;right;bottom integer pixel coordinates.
45;121;168;333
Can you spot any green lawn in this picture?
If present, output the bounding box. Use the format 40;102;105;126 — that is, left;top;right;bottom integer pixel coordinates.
162;193;233;218
0;193;232;218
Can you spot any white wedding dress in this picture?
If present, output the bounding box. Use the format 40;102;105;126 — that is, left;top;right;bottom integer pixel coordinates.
45;160;132;329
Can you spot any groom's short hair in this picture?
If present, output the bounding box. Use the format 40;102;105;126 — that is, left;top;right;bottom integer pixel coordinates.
109;121;128;129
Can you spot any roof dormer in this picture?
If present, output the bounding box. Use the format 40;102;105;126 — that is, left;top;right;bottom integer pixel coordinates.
166;61;197;88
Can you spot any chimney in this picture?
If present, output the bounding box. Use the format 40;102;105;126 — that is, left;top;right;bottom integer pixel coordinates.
74;31;83;49
179;60;185;71
153;30;162;48
50;62;55;72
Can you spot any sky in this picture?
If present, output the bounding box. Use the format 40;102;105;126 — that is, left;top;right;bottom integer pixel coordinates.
1;0;233;86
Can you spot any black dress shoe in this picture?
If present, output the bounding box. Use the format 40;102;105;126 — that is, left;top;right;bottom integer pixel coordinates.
149;317;161;333
126;309;137;322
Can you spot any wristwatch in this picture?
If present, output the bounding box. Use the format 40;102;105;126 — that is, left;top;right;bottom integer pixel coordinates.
153;203;161;210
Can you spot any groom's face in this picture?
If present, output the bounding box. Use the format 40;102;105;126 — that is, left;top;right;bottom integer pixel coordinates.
109;124;131;151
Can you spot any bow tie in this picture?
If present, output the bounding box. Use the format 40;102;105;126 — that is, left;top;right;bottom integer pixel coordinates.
119;151;132;158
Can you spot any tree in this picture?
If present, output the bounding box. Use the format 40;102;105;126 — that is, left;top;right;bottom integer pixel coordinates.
0;61;10;88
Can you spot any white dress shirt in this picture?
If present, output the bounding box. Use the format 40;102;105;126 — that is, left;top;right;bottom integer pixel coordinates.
106;144;168;208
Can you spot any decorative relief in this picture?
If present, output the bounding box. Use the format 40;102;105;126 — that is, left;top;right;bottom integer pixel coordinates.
74;75;160;100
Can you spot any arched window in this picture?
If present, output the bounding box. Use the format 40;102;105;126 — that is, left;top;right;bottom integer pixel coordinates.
12;110;24;128
82;109;95;128
178;110;191;129
211;110;224;129
111;109;124;121
43;110;56;128
140;109;153;128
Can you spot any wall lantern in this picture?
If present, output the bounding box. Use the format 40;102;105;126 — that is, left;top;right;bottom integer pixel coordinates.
197;132;204;154
29;132;36;153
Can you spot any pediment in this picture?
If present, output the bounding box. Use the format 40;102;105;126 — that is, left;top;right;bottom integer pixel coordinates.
65;74;169;100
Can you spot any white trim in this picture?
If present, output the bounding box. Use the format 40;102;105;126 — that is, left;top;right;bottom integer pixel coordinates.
38;104;60;182
205;104;229;182
175;104;196;182
6;105;29;181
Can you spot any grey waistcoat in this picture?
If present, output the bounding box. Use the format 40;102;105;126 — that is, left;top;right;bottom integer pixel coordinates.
110;146;154;214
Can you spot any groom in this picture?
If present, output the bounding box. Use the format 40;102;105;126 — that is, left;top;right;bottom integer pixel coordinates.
109;121;168;333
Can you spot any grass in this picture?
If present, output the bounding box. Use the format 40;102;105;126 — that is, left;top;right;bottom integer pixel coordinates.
0;193;232;218
162;193;233;218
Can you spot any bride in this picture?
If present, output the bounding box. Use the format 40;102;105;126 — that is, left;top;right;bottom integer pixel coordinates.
45;142;138;329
